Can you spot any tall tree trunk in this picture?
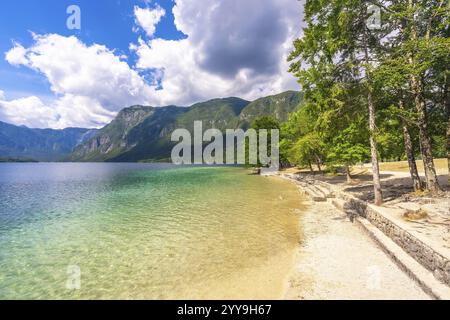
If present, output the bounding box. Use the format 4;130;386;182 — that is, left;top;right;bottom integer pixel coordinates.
314;153;323;174
363;26;383;205
447;105;450;179
368;91;383;205
403;124;423;191
407;0;441;193
399;100;423;191
445;74;450;180
308;160;314;175
345;164;353;183
409;69;441;193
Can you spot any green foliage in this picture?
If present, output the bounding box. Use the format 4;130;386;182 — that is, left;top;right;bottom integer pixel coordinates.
327;123;370;166
287;132;325;168
69;92;304;162
281;105;325;168
251;116;280;131
284;0;449;173
239;91;304;128
246;116;281;167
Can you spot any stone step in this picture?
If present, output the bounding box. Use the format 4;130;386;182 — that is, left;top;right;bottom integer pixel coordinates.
311;185;330;198
290;175;334;202
290;173;450;299
313;184;335;198
316;180;337;197
356;217;450;300
295;181;325;201
316;180;335;190
302;185;327;202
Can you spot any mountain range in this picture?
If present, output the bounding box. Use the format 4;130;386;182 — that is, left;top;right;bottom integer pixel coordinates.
0;121;97;161
0;91;303;162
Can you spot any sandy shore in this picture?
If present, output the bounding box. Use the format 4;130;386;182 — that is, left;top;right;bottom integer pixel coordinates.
284;198;431;299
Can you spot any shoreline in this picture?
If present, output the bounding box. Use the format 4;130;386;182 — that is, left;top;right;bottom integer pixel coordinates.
277;175;430;300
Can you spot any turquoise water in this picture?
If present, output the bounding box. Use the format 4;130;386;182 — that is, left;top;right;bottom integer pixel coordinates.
0;163;302;299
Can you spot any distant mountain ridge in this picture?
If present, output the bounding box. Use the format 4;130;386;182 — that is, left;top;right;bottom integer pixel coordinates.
0;91;303;162
69;91;303;162
0;121;97;161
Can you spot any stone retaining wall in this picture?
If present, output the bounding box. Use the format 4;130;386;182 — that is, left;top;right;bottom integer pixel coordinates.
364;205;450;286
337;191;450;286
281;173;450;287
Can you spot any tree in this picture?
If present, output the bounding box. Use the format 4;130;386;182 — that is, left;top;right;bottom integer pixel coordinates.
328;124;371;183
395;0;448;192
281;105;325;172
372;53;424;191
248;116;280;167
446;74;450;178
318;83;371;183
287;132;325;174
289;0;385;204
289;0;449;196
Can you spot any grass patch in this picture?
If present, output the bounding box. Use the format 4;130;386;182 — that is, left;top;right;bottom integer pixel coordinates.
403;209;428;221
379;159;448;174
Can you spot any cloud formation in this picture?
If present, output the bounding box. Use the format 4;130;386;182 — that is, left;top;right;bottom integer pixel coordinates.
134;5;166;38
1;0;304;128
132;0;303;106
3;33;154;128
0;95;59;128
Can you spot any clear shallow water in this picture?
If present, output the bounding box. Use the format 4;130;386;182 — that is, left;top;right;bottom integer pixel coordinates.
0;163;302;299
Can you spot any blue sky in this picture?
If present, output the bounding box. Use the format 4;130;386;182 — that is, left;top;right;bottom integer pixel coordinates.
0;0;183;99
0;0;303;128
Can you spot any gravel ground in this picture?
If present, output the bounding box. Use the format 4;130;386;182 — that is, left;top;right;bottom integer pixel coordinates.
284;200;430;300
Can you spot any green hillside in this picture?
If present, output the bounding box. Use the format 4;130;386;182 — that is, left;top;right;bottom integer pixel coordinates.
68;91;304;162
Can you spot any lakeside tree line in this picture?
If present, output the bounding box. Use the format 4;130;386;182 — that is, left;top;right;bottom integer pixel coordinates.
274;0;449;204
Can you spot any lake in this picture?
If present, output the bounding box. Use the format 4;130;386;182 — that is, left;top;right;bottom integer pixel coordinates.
0;163;302;299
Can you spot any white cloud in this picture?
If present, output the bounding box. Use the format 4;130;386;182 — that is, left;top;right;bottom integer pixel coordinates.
0;95;59;128
5;42;28;65
134;5;166;38
0;89;4;100
10;34;154;110
0;93;117;129
132;0;303;106
2;33;156;128
54;94;117;128
2;0;305;129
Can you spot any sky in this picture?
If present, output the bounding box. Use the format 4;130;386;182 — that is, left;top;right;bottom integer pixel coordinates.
0;0;304;129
